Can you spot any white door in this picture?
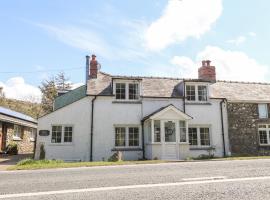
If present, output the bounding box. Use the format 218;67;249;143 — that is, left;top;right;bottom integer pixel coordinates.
162;120;178;160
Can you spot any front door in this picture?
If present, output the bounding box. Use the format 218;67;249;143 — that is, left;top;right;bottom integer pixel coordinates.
162;120;178;160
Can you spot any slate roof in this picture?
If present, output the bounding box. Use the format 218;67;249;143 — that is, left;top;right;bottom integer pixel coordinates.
86;72;270;102
0;106;37;123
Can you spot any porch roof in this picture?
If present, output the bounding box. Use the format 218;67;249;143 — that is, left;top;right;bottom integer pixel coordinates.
142;104;192;122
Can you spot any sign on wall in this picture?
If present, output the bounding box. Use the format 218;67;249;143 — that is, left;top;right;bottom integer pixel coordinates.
39;130;50;136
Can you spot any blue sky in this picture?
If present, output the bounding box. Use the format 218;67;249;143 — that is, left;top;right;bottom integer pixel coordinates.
0;0;270;101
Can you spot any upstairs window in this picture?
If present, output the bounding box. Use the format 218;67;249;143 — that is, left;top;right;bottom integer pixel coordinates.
115;82;140;100
129;83;139;100
258;104;268;119
186;84;208;102
116;83;126;100
198;85;208;101
186;85;196;101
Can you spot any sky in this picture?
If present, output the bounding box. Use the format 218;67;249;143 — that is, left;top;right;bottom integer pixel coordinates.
0;0;270;102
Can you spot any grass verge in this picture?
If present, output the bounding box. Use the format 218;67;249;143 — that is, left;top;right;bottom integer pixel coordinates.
8;159;167;170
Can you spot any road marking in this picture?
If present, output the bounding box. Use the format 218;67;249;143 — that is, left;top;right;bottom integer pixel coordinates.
1;176;270;199
182;176;226;181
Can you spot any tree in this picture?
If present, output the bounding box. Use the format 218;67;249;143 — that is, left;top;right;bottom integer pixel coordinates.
55;72;72;91
39;77;58;114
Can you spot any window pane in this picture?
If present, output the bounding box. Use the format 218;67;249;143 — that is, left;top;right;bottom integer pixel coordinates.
179;121;186;142
154;120;161;142
165;121;176;142
258;124;267;128
200;128;210;146
115;127;126;146
14;125;22;138
52;126;62;143
116;83;126;99
198;85;207;101
259;130;268;144
258;104;268;119
186;85;195;101
128;127;139;146
189;128;197;145
64;126;73;143
129;84;139;100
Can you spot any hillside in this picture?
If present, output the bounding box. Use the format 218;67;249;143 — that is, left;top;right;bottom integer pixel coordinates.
0;97;44;119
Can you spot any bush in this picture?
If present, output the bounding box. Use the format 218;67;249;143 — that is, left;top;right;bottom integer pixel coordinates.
6;143;18;155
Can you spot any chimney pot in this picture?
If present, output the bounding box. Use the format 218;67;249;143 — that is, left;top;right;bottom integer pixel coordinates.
198;60;216;82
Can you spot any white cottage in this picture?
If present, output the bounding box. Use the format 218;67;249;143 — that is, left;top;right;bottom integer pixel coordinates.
36;56;230;161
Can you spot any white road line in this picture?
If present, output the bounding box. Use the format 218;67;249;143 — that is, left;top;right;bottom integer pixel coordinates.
182;176;226;181
1;176;270;199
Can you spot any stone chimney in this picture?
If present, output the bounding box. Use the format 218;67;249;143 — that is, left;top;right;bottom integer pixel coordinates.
198;60;216;82
86;54;100;82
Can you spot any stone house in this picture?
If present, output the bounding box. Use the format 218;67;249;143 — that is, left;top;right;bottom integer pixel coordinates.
0;106;37;153
36;55;270;161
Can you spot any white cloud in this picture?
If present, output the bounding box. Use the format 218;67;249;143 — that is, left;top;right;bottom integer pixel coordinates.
145;0;223;50
248;32;256;37
0;77;42;102
169;46;269;82
226;36;246;46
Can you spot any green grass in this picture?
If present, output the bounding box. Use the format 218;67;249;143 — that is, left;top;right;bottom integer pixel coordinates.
8;159;167;170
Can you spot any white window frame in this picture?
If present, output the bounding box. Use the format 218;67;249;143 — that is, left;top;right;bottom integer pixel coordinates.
185;83;209;103
258;104;268;119
114;125;140;148
13;124;22;141
114;80;141;101
188;125;211;148
51;124;74;145
258;124;270;145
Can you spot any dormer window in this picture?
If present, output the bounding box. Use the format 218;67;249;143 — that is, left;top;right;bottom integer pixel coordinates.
114;81;140;100
116;83;126;100
186;84;208;102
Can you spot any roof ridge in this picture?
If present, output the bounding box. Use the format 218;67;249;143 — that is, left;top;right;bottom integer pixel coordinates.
217;80;270;85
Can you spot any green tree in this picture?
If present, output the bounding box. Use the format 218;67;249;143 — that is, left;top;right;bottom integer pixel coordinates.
55;72;72;91
39;77;57;114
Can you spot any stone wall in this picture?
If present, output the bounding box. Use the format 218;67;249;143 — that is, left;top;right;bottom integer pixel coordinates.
227;102;270;156
5;123;35;153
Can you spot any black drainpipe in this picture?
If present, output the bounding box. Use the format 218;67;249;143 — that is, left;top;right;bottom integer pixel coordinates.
141;120;145;160
220;98;226;157
183;80;186;113
90;95;97;161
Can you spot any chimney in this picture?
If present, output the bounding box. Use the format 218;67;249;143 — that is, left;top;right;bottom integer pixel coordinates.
90;54;98;79
198;60;216;82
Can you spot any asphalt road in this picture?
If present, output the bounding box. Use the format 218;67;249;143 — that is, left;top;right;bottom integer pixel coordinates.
1;159;270;199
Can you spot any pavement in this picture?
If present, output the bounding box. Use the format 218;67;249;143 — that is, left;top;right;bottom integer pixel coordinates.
1;159;270;199
0;154;32;170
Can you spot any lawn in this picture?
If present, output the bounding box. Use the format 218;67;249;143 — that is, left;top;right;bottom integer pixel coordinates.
7;156;270;170
7;159;167;170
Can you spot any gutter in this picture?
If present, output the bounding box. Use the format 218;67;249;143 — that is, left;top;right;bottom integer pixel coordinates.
220;98;227;157
141;120;145;159
90;95;97;161
183;79;186;113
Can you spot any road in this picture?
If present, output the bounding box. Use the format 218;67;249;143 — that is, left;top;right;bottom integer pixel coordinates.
1;159;270;199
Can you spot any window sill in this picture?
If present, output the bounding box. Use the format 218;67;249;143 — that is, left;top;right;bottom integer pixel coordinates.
112;147;142;151
112;100;142;104
49;143;74;146
190;146;212;150
30;138;35;142
259;144;270;146
185;102;211;105
13;137;22;141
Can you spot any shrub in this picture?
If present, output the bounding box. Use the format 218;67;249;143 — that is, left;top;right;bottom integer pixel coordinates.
39;144;46;160
17;158;35;166
6;143;18;155
108;151;122;162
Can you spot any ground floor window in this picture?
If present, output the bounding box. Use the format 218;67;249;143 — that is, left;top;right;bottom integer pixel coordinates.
30;128;37;141
115;126;140;147
13;124;22;140
258;124;270;145
188;126;210;147
51;125;73;144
